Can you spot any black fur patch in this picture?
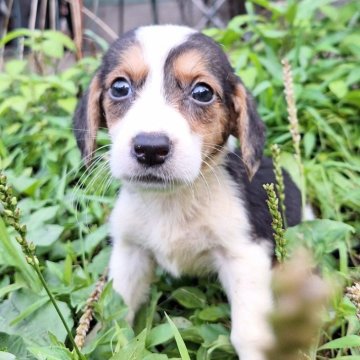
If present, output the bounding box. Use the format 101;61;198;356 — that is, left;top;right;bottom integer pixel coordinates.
224;150;302;246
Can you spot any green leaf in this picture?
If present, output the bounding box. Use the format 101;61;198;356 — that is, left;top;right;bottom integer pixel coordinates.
329;80;348;98
165;313;191;360
303;132;316;158
237;67;257;89
198;324;229;346
143;355;169;360
0;283;23;299
0;96;28;115
110;329;149;360
43;31;76;51
41;39;64;59
285;220;354;264
318;335;360;350
63;254;73;286
57;98;77;114
0;218;40;290
0;28;36;47
197;305;230;322
10;297;49;325
146;323;173;347
73;224;108;255
28;345;74;360
171;287;207;309
0;333;30;359
0;290;73;346
0;351;16;360
27;224;64;248
26;206;59;229
4;60;27;76
208;334;235;354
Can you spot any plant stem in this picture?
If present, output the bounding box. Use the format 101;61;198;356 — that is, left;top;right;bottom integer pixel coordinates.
271;144;287;229
282;58;306;218
32;259;85;359
0;173;84;359
263;183;287;262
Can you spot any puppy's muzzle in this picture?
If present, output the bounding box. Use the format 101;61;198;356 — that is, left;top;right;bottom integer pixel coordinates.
132;132;171;167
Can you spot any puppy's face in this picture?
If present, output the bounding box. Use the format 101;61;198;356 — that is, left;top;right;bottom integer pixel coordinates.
74;25;265;190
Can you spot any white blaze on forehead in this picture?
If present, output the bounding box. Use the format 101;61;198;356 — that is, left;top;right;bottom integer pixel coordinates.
109;25;203;185
135;25;196;91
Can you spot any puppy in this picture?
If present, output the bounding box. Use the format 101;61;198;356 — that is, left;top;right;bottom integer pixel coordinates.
74;25;301;360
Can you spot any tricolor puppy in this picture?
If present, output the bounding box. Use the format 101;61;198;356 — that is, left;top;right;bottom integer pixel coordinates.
74;25;301;360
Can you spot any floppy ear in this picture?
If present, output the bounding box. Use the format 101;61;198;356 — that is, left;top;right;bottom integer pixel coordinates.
231;83;266;180
73;74;103;166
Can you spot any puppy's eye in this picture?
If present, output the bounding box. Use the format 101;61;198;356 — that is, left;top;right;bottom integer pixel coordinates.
110;78;132;99
191;83;214;103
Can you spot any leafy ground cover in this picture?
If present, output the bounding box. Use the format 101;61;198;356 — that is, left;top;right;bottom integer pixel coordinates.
0;0;359;359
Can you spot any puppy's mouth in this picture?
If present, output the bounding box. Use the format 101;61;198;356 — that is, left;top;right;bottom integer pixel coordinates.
132;174;167;184
123;173;182;189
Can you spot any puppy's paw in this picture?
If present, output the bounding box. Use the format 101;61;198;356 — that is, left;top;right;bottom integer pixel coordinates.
231;325;274;360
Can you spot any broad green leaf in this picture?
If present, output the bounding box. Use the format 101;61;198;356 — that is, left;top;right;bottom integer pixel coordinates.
171;287;207;309
41;39;64;59
208;334;235;355
329;80;348;98
57;98;77;114
4;60;27;76
318;335;360;350
43;30;76;51
0;96;28;115
110;329;149;360
286;219;354;252
0;333;30;359
146;323;173;347
27;224;64;247
28;345;74;360
0;290;73;346
143;355;169;360
10;297;49;326
0;283;23;299
26;206;60;229
198;324;229;346
0;352;16;360
72;224;108;255
197;305;230;322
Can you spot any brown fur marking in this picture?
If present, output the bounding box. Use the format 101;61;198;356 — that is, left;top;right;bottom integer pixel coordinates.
104;44;148;89
85;75;102;164
232;84;258;179
172;50;223;97
168;49;230;166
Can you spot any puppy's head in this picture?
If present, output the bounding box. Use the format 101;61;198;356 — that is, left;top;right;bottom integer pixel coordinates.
74;25;265;190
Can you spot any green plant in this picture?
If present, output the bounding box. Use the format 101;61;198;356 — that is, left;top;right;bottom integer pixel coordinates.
0;0;359;358
0;174;84;359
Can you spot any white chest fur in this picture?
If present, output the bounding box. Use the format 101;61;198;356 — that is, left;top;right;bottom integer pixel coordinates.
109;167;252;277
108;166;274;360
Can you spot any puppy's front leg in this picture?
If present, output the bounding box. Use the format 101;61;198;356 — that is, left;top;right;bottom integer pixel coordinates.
109;240;155;324
215;243;274;360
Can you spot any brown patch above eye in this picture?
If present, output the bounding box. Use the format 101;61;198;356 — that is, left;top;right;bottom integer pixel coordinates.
171;49;222;97
105;44;149;88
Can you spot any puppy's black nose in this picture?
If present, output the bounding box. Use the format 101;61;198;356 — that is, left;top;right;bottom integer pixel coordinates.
132;133;171;166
